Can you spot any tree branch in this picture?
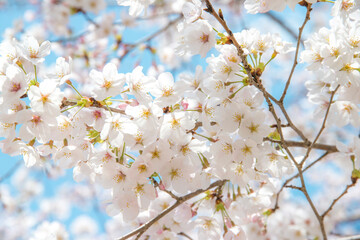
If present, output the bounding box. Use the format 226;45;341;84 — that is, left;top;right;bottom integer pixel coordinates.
279;4;312;102
293;86;340;240
178;232;193;240
300;85;339;166
336;235;360;240
203;0;254;84
265;138;338;153
322;181;358;218
119;14;183;61
0;160;21;183
272;152;330;211
265;12;302;45
61;99;126;114
119;179;228;240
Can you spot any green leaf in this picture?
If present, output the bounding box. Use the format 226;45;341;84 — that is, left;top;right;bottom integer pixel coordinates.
268;131;280;141
263;209;273;216
258;62;265;72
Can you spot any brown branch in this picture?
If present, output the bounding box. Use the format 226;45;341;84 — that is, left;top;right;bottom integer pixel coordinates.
265;12;301;45
322;181;358;218
191;3;331;240
203;0;254;84
285;185;302;191
336;211;360;225
119;14;183;61
275;101;310;143
118;179;228;240
203;1;294;159
113;12;180;24
272;152;330;211
178;232;193;240
297;172;327;239
203;2;311;226
279;4;312;103
0;160;21;183
61;99;126;114
292;86;340;240
335;234;360;240
161;188;180;201
300;85;340;166
265;138;338;153
51;31;88;43
52;8;99;43
270;123;290;128
78;8;100;28
52;12;181;43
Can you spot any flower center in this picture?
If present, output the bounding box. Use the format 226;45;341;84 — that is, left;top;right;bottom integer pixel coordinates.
162;87;174;97
93;110;102;119
31;115;42;125
200;33;209;43
10;82;21;92
342;1;354;11
28;47;38;58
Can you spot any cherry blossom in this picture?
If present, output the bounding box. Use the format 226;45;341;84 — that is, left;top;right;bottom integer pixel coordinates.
0;1;359;239
17;35;51;65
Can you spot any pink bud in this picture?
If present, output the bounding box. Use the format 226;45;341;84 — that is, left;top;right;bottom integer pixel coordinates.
158;181;165;191
117;103;128;110
181;101;189;110
129;99;139;106
224;197;232;209
225;217;233;228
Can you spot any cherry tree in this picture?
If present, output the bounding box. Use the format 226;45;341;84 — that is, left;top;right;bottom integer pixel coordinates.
0;0;360;239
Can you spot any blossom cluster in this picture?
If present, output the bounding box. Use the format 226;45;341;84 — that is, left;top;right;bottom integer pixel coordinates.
0;0;359;239
244;0;317;14
301;0;360;168
0;25;296;238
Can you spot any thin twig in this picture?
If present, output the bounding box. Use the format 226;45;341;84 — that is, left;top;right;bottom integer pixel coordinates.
119;180;228;240
0;160;21;183
272;152;330;211
79;8;99;28
300;85;340;166
285;185;302;191
275;101;310;143
203;0;254;83
336;211;360;225
119;14;183;61
265;138;338;153
61;99;126;114
292;86;340;240
113;12;179;25
178;232;193;240
335;234;360;240
90;183;106;232
270;123;290;128
52;12;181;43
265;12;302;45
322;181;358;218
297;171;327;239
203;2;330;239
161;188;180;201
279;4;312;103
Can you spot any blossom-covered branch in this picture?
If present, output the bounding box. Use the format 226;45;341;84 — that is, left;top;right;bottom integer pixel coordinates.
119;180;228;240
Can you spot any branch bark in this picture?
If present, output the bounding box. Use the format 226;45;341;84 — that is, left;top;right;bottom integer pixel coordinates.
279;4;312;102
119;14;183;61
265;138;338;153
322;180;358;218
61;99;126;114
